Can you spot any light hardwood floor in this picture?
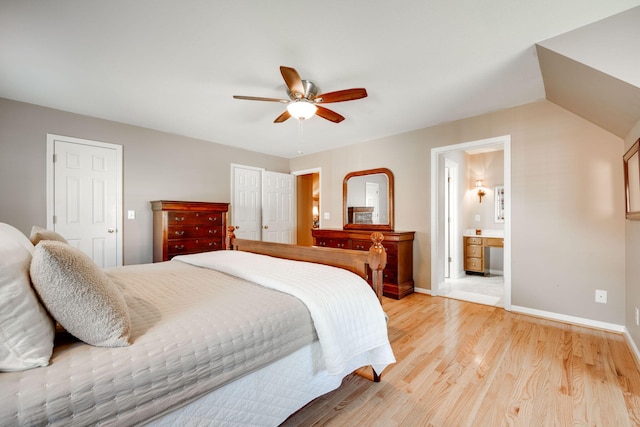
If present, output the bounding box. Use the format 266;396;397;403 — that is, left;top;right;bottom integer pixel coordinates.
282;293;640;426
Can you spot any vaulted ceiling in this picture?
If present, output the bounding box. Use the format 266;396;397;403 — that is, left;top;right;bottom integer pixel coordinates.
1;1;639;158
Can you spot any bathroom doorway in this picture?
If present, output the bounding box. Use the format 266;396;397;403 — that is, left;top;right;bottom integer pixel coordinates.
430;135;512;310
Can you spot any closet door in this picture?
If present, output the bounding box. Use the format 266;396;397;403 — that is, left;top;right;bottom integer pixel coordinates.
262;171;295;244
230;164;262;240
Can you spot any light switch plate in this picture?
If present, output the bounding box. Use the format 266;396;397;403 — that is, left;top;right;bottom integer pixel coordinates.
323;212;330;220
127;210;135;219
475;214;480;222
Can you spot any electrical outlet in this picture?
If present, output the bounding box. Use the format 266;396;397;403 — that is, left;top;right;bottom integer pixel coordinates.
323;212;330;220
635;307;639;326
595;289;607;304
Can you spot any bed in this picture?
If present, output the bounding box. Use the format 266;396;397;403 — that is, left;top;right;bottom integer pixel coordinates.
0;223;394;426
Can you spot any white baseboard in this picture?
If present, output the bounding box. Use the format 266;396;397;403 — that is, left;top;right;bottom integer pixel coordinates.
413;287;431;295
511;305;625;333
623;328;640;368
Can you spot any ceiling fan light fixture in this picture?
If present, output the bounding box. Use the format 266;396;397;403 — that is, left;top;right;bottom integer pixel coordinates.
287;101;317;120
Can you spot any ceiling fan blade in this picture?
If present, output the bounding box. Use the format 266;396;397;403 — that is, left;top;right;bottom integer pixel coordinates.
314;88;368;103
274;110;291;123
233;95;288;103
315;106;345;123
280;66;305;98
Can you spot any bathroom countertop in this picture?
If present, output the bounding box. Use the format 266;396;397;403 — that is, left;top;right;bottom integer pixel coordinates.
463;229;504;238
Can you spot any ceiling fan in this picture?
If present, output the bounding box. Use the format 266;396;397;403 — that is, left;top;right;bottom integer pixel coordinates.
233;66;367;123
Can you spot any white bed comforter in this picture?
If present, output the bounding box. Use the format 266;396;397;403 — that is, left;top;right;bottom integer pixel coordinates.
174;250;395;376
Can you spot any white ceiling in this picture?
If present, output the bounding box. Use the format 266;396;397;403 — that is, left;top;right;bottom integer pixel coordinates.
1;1;639;158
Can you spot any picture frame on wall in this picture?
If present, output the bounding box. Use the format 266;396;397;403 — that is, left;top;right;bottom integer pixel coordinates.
624;138;640;220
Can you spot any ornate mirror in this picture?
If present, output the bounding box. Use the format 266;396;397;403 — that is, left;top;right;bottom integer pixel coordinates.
343;168;394;231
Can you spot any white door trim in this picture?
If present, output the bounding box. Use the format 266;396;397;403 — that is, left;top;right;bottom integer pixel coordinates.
46;134;123;266
430;135;512;310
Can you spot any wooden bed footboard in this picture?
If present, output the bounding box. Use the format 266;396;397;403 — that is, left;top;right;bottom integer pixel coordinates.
225;226;388;382
225;226;386;301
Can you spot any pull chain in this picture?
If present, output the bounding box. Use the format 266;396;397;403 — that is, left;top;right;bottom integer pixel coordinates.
297;119;305;154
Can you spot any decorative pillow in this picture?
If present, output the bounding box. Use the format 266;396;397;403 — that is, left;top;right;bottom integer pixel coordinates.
30;241;131;347
0;223;55;372
29;225;68;246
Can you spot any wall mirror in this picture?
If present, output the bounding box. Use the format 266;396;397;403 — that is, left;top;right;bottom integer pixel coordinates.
495;185;505;223
624;139;640;220
343;168;394;231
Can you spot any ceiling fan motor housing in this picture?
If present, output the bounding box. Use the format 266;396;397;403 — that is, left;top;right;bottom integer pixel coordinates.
288;80;319;101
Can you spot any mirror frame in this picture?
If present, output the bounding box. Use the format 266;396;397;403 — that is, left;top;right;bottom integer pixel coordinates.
624;138;640;220
494;185;505;223
343;167;394;231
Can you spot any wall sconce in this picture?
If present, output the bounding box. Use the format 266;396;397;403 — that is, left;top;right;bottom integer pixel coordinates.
312;206;319;228
476;180;486;203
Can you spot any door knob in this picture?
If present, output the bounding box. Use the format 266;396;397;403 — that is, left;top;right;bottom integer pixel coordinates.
107;228;115;233
235;225;240;229
263;225;269;229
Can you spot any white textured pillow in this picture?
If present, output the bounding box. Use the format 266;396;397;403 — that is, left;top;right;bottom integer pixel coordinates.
0;223;55;372
29;225;68;246
30;241;131;347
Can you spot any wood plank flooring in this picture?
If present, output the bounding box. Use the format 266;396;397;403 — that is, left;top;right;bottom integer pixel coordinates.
281;293;640;426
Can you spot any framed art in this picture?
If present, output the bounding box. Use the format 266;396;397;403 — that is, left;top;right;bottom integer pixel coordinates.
624;138;640;220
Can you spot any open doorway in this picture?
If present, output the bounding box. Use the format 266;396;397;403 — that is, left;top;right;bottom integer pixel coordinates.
292;168;321;246
431;135;511;310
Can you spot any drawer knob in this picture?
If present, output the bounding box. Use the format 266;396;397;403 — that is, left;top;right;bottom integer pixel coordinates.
175;231;185;236
174;245;185;250
175;216;185;221
209;229;217;234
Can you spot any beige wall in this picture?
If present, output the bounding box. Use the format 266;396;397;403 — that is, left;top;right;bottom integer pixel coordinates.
625;119;640;347
290;100;626;325
0;98;289;265
465;151;505;231
0;97;629;327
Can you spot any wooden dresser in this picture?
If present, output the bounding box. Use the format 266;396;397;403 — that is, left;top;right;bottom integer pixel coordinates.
463;235;503;275
311;228;415;299
151;201;229;262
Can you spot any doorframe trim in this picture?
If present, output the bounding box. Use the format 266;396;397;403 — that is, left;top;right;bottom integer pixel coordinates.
291;167;322;228
46;134;123;266
430;135;512;310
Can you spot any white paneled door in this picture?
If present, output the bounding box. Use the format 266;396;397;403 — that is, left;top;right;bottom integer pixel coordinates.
230;164;263;240
262;171;295;244
47;135;122;268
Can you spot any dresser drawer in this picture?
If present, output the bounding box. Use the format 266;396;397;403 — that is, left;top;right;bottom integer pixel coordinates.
367;265;398;285
464;257;483;272
167;238;223;258
351;239;370;251
465;245;483;258
168;211;223;226
382;266;398;284
315;238;349;249
483;237;503;248
167;225;224;240
465;237;483;245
